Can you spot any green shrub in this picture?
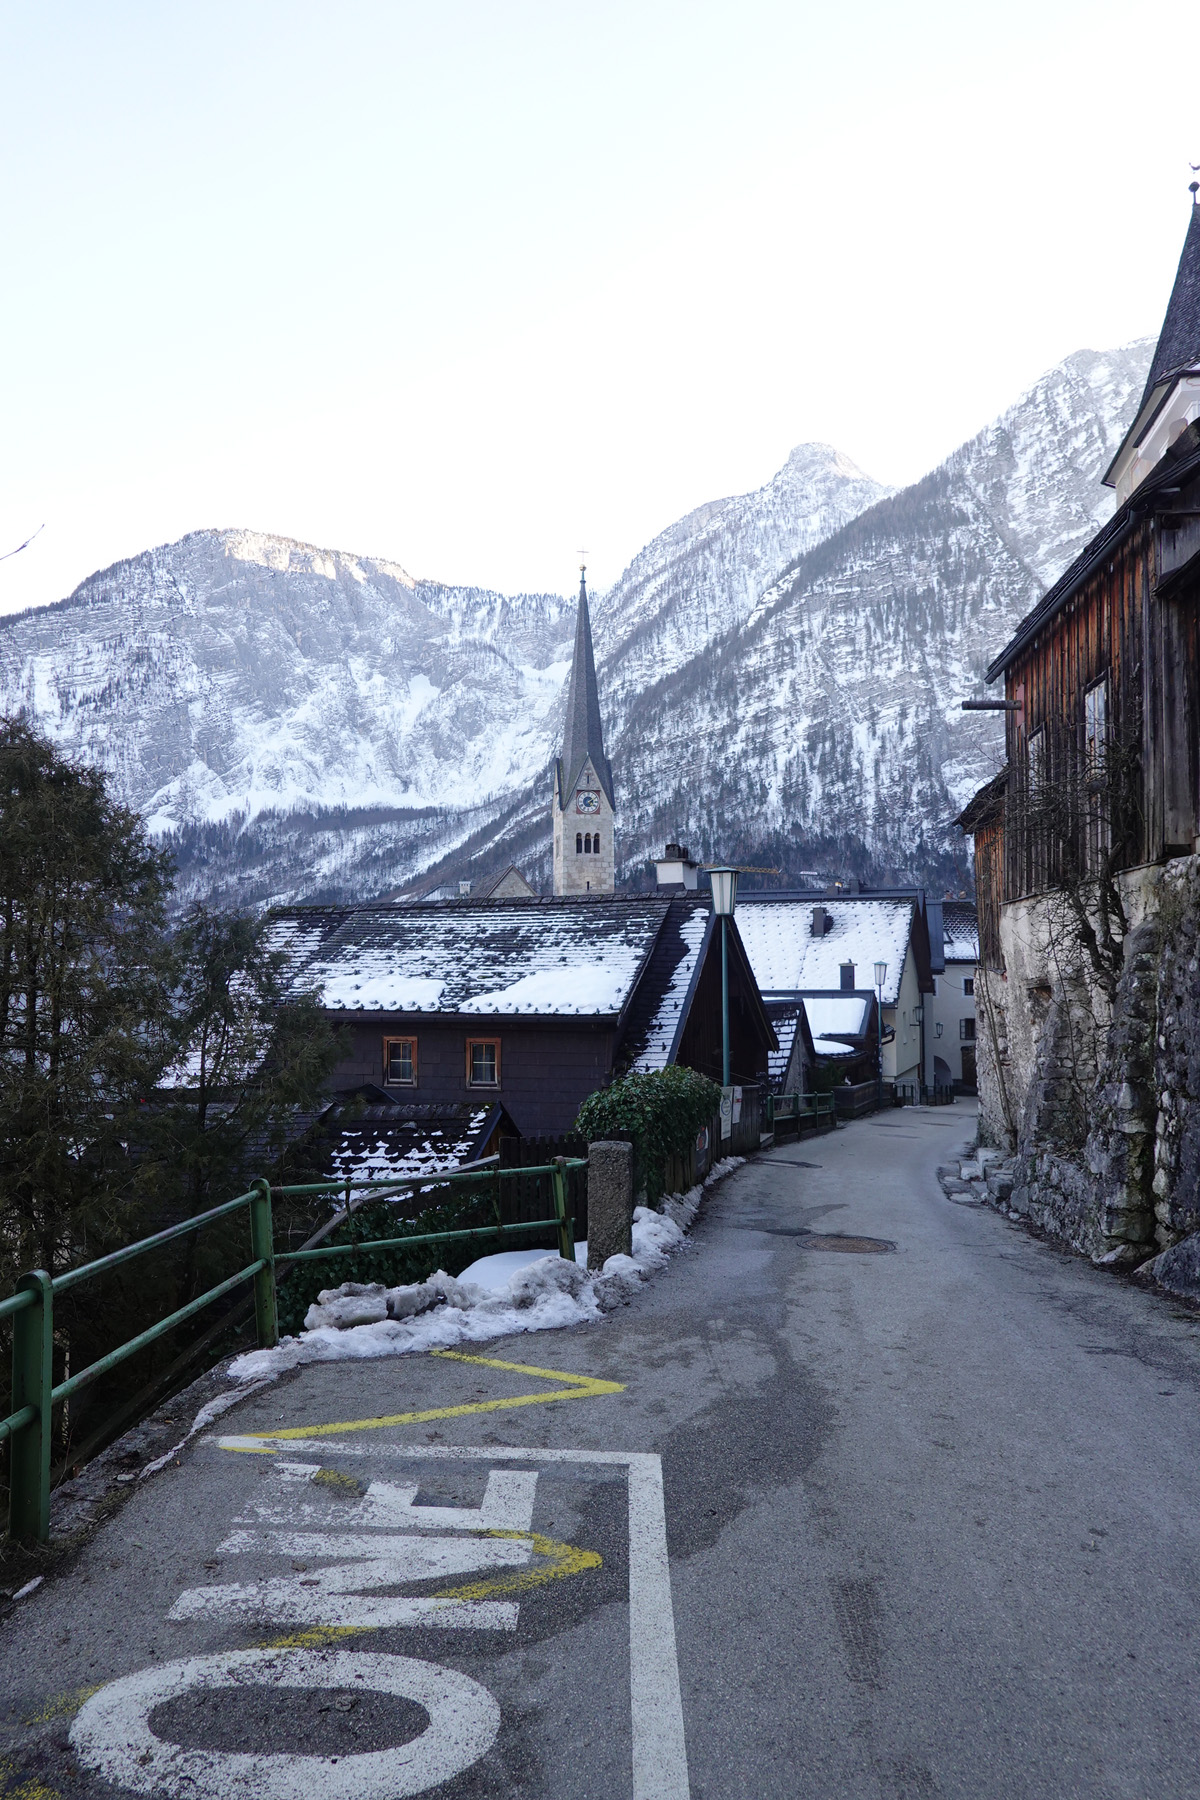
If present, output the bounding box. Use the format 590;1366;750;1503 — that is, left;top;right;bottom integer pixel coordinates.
575;1066;722;1205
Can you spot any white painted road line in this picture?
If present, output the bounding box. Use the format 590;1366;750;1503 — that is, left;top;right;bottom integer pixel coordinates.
238;1461;539;1532
626;1455;691;1800
215;1438;693;1799
71;1647;500;1799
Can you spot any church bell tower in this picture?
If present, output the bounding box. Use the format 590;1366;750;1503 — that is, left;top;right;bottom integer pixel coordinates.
553;565;615;895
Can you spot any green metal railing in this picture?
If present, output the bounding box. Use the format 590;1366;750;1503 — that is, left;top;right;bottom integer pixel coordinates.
1;1157;584;1543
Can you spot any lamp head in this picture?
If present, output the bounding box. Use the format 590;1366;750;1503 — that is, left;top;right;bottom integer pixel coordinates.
873;960;888;989
708;867;739;916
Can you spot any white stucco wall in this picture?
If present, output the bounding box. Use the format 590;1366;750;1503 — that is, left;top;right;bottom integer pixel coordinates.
882;943;922;1082
925;958;977;1087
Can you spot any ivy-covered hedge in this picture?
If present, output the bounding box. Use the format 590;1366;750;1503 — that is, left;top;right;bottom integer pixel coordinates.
575;1066;722;1205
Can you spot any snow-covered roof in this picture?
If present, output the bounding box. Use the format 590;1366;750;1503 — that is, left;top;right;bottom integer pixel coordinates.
270;896;672;1017
766;1004;801;1087
941;901;979;963
321;1098;505;1186
802;995;872;1040
812;1037;858;1058
622;901;711;1073
735;897;916;1006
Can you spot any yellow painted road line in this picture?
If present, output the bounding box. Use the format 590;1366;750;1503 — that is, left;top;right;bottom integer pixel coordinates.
431;1529;601;1600
237;1349;624;1444
21;1685;103;1727
253;1531;600;1648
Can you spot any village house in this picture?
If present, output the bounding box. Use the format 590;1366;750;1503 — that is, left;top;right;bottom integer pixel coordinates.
272;891;775;1144
270;574;775;1156
958;190;1200;1268
723;888;935;1098
923;899;979;1095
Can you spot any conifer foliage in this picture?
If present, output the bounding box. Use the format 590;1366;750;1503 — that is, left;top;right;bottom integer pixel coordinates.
0;717;174;1283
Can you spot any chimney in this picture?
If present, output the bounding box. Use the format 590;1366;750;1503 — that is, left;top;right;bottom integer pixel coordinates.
654;843;699;890
811;905;830;937
458;881;472;898
839;961;856;991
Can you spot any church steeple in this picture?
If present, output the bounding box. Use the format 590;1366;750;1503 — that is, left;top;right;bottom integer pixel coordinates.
556;566;613;809
1105;185;1200;500
552;564;616;896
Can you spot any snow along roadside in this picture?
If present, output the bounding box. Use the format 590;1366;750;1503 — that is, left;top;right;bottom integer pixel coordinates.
34;1157;743;1547
225;1157;745;1382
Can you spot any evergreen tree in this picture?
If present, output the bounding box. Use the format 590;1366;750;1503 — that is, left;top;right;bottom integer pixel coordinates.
0;718;174;1283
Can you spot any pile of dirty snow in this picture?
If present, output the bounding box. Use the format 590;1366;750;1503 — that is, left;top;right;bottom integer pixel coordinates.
229;1159;742;1381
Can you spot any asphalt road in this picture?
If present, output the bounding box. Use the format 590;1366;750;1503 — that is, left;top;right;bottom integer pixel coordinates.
6;1101;1200;1799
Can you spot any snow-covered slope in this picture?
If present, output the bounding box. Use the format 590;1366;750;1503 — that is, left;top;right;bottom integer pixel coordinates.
0;531;575;833
595;443;891;710
592;342;1154;884
0;444;889;902
0;342;1152;904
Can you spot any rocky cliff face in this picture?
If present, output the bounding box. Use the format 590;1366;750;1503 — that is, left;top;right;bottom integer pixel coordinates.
0;342;1152;905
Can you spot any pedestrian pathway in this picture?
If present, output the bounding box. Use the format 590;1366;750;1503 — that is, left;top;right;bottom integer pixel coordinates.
6;1101;1200;1799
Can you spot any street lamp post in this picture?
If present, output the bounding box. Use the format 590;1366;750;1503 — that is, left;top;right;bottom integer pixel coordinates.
709;867;739;1089
873;960;888;1110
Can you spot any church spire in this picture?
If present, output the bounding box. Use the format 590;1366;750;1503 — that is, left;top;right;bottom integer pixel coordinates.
557;564;614;809
552;562;616;897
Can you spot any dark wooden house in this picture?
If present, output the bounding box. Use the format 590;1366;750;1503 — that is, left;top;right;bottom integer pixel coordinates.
967;195;1200;910
271;893;776;1143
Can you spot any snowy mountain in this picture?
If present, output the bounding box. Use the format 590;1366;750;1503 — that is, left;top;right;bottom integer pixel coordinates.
0;445;888;903
595;343;1154;889
0;343;1151;905
593;443;890;712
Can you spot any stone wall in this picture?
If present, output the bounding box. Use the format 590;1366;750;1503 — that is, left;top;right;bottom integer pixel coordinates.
971;854;1200;1282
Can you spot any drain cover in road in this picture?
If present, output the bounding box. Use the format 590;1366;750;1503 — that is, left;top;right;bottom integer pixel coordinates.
803;1233;895;1254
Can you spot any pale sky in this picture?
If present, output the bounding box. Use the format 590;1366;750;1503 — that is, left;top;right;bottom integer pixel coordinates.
1;0;1196;615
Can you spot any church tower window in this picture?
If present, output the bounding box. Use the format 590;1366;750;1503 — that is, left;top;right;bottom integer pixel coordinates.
576;833;583;853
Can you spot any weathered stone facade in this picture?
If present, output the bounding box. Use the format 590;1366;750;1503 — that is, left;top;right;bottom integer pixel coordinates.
974;855;1200;1283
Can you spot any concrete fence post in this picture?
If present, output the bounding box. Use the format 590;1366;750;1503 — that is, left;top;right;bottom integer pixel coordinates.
586;1140;634;1272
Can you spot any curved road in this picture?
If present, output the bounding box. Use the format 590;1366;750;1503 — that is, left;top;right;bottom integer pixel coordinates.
5;1102;1200;1798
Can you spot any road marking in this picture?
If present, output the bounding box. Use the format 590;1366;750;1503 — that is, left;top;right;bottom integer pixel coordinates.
0;1756;62;1799
71;1647;500;1800
21;1684;103;1726
238;1461;539;1530
212;1441;691;1800
229;1350;624;1445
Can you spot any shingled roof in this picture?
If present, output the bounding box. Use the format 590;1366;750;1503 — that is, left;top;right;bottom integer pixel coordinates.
555;569;614;808
735;894;918;1007
1136;194;1200;417
618;897;712;1072
272;895;672;1019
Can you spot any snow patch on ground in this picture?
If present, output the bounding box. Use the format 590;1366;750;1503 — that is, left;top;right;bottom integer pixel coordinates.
228;1158;744;1382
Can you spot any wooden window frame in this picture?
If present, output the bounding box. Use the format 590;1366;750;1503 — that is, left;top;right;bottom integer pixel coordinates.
465;1037;501;1088
383;1035;418;1086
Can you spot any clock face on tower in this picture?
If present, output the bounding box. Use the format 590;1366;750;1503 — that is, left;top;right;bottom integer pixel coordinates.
575;790;601;814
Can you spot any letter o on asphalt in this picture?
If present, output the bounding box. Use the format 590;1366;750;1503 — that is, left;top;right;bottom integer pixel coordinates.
70;1647;501;1798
